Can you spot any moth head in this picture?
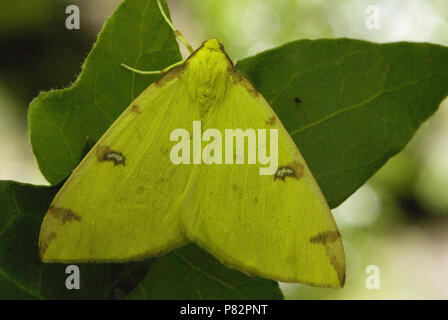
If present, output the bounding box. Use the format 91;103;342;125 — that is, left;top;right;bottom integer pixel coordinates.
203;38;223;51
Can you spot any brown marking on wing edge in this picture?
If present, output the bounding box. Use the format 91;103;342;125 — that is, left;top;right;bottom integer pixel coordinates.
310;230;345;286
39;232;57;259
96;145;125;166
155;65;184;87
274;161;304;181
48;206;81;225
130;104;141;114
232;71;259;97
328;251;346;286
266;116;276;126
309;231;341;244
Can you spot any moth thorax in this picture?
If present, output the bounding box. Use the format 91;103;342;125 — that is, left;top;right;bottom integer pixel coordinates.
185;49;230;117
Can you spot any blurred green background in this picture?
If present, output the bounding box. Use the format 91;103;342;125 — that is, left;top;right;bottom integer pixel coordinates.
0;0;447;299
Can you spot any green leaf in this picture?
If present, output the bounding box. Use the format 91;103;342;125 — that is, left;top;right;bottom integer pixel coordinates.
28;0;181;184
126;244;283;300
0;181;150;299
236;39;448;208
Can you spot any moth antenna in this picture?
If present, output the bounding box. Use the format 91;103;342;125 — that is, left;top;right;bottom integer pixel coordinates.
120;1;190;75
157;0;194;54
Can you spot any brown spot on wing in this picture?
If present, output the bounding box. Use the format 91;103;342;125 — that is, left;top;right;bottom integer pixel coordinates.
290;161;304;179
39;232;57;259
48;206;81;225
130;104;141;114
96;145;125;166
266;116;276;126
274;161;304;181
310;231;341;244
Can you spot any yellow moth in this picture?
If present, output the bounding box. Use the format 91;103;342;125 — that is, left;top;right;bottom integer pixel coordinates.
39;0;345;288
